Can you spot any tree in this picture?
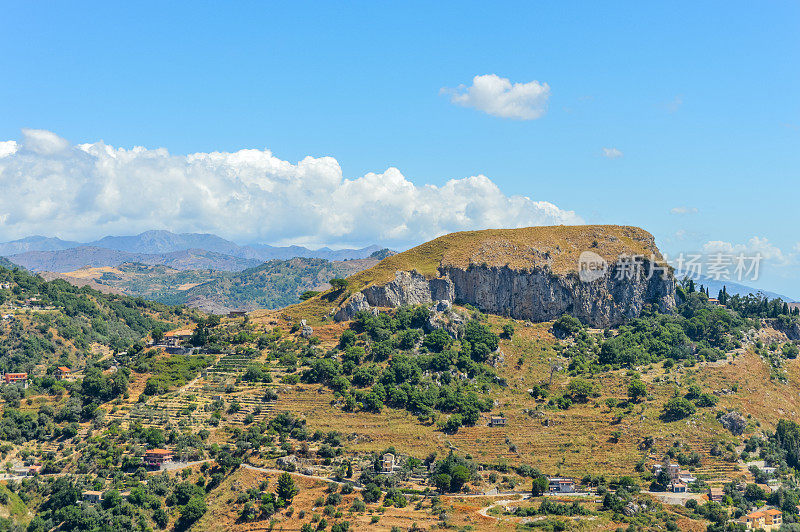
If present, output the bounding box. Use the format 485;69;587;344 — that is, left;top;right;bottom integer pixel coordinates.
433;474;451;493
784;343;799;359
627;379;647;402
567;378;594;402
422;328;452;352
362;483;381;503
276;472;299;501
662;397;696;421
177;496;206;530
329;278;349;291
300;290;320;301
449;465;471;492
531;476;548;496
502;323;515;339
152;328;164;343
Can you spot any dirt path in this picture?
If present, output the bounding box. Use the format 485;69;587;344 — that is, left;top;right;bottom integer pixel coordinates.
241;463;362;489
476;494;529;519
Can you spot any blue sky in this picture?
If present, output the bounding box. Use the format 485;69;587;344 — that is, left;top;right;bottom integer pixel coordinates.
0;1;798;297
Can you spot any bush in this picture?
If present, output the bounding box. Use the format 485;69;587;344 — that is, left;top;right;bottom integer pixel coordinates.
627;379;647;402
567;378;595;402
362;483;381;503
662;397;696;421
553;314;582;337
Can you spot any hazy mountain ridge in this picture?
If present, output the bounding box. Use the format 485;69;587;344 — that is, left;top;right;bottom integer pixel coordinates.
0;230;386;264
6;246;261;273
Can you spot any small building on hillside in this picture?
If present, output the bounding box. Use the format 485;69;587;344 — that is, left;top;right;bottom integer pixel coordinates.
548;477;575;493
82;491;104;504
55;367;71;380
228;310;247;318
3;373;28;385
707;298;722;306
144;449;173;467
164;329;193;341
669;481;687;493
708;487;724;502
489;416;507;427
380;453;396;474
741;509;782;530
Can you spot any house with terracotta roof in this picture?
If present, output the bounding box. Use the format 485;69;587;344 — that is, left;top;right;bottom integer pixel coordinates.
55;367;71;380
144;449;173;467
742;508;782;530
669;481;687;493
164;328;193;340
3;372;28;385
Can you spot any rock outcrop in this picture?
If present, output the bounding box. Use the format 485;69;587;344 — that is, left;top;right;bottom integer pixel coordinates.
335;260;675;328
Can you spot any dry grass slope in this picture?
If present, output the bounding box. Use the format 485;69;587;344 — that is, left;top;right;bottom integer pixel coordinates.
288;225;664;321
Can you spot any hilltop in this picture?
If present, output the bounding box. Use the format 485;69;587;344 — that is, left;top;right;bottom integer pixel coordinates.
294;225;674;327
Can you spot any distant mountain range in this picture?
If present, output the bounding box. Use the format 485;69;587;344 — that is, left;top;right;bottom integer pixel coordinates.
0;230;387;272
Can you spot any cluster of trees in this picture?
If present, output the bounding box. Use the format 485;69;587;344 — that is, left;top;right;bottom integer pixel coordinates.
556;292;752;370
300;306;498;430
238;472;299;522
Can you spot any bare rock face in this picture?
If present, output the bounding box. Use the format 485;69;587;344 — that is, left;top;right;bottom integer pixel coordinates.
335;261;675;327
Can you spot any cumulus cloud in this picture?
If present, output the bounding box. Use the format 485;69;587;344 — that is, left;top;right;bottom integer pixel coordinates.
0;129;583;247
442;74;550;120
670;206;699;215
703;237;787;263
601;147;623;159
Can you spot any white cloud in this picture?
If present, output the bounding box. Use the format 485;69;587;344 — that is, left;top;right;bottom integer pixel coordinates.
0;141;18;158
601;147;623;159
670;206;699;215
442;74;550;120
0;129;583;247
703;237;787;263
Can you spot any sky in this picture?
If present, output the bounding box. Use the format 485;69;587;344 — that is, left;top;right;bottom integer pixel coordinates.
0;2;798;297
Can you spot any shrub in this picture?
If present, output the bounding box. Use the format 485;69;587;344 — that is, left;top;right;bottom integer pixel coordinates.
662;397;696;421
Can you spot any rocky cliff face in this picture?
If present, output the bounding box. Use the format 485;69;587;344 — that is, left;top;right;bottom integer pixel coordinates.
335;262;675;328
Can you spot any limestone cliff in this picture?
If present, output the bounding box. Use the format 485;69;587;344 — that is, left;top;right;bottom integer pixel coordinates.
333;225;676;327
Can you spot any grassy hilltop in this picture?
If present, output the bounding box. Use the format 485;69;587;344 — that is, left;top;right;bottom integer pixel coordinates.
291;224;667;322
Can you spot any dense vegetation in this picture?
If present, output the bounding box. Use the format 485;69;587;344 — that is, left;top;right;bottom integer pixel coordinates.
0;265;187;374
299;305;498;432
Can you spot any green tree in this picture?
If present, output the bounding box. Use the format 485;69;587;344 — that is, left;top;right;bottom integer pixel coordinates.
662;397;696;421
276;472;299;501
567;378;594;402
531;476;549;496
329;278;349;291
177;496;207;530
627;379;647;402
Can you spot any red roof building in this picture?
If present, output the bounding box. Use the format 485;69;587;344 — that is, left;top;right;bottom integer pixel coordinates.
3;373;28;384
